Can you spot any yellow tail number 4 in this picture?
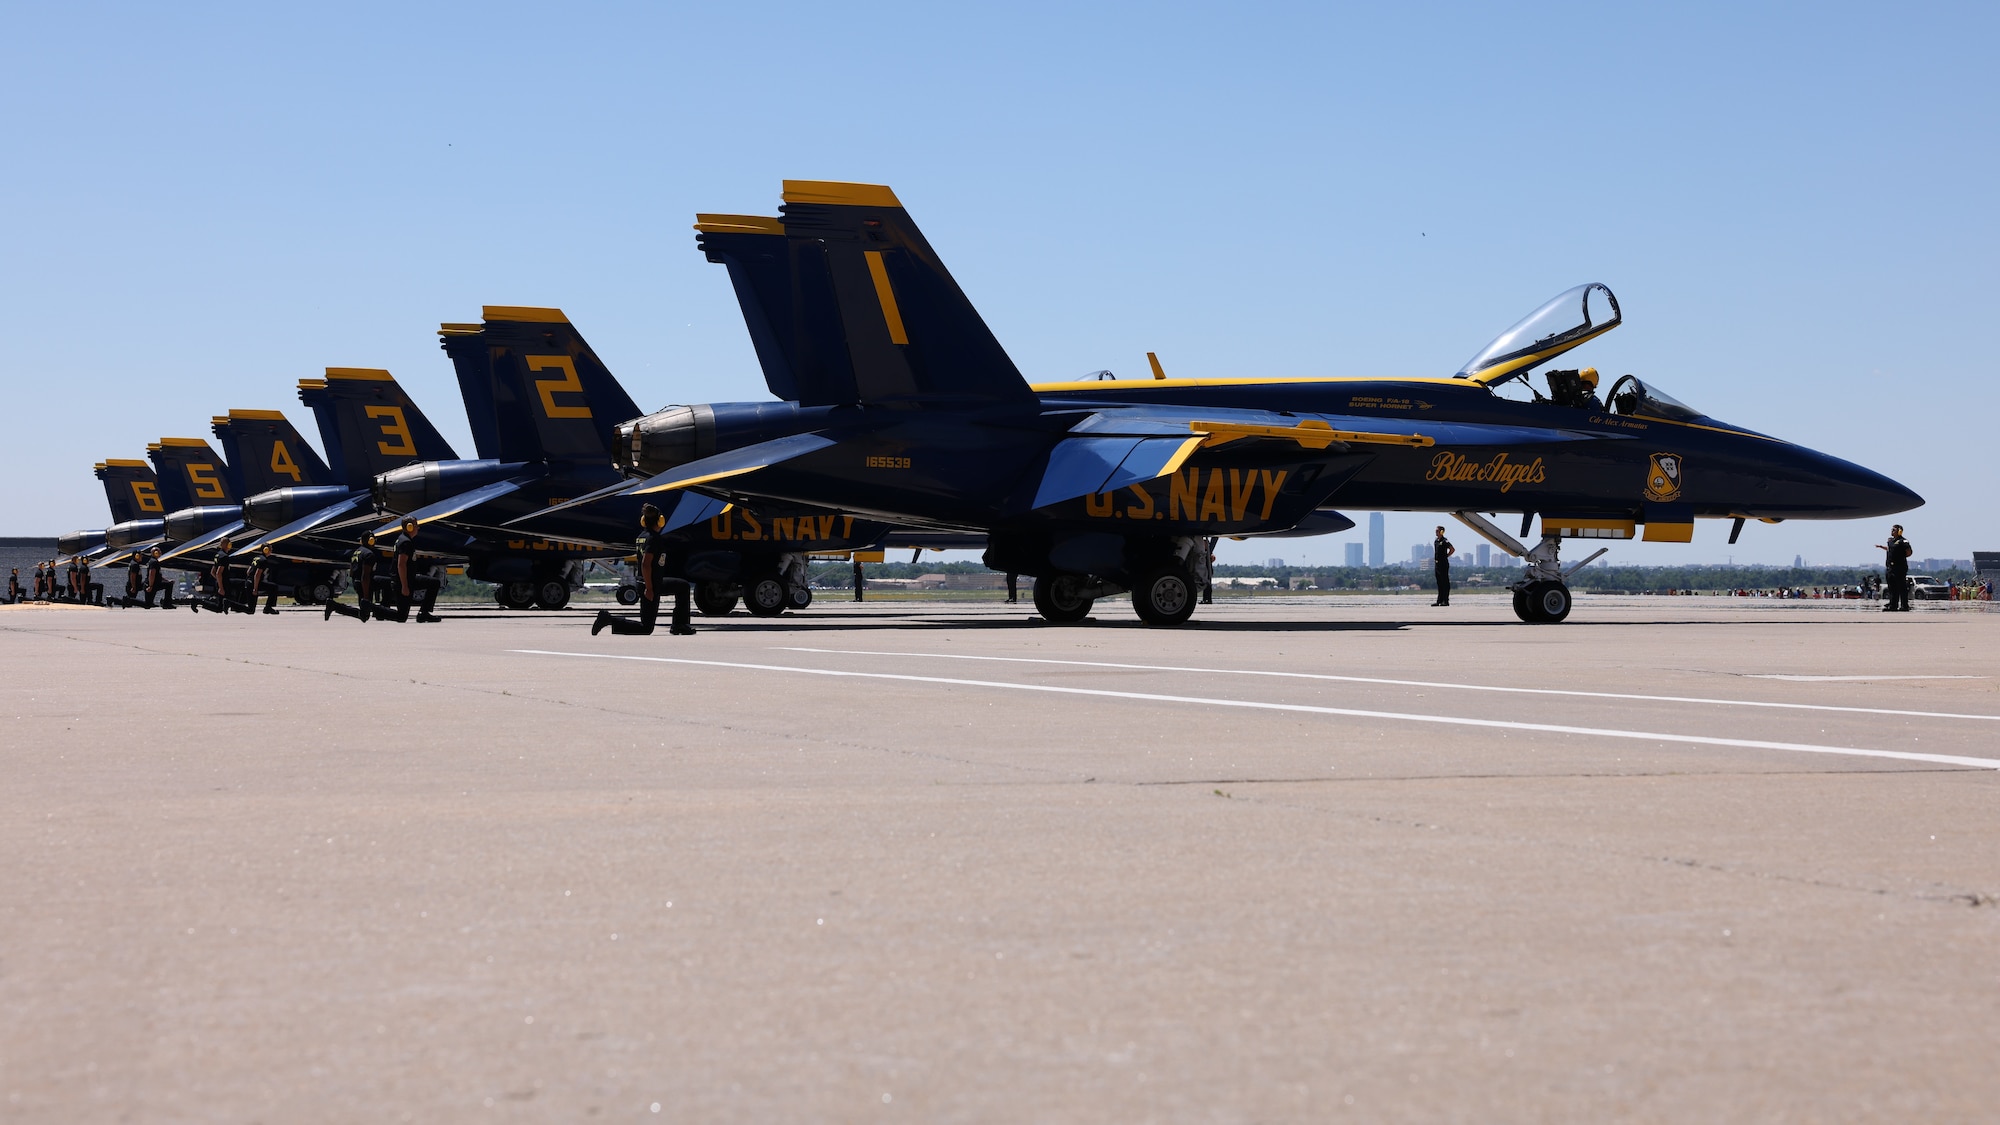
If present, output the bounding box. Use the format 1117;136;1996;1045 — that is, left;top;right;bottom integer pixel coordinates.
364;406;417;457
269;439;303;482
526;356;592;419
186;462;227;500
130;480;163;513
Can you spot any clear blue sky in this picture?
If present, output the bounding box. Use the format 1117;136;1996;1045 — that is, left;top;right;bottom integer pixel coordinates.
3;2;1992;567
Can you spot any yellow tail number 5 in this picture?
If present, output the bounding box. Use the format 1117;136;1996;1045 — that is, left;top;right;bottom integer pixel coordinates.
526;356;592;419
365;406;417;457
187;462;227;500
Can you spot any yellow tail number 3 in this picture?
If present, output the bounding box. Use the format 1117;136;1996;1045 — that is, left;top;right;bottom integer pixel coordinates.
365;406;417;457
526;356;592;419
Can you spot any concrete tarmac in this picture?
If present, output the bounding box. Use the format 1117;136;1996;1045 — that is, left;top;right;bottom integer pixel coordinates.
4;594;1997;1121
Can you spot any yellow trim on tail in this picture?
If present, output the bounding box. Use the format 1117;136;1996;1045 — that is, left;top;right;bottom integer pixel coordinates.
781;180;902;208
227;409;286;420
482;306;568;324
694;214;785;234
326;367;394;381
864;250;909;345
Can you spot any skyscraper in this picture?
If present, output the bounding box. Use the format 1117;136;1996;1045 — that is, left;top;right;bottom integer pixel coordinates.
1345;542;1364;567
1476;543;1491;567
1368;512;1384;567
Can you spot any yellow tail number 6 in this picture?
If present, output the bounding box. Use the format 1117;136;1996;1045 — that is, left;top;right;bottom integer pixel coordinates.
526;356;592;419
131;480;163;513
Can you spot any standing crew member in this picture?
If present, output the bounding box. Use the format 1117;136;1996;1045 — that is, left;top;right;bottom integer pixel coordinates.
592;503;695;636
145;547;175;608
1431;525;1455;607
1201;537;1218;604
326;533;382;621
391;518;441;623
1005;572;1018;604
1877;524;1913;612
248;545;281;615
7;567;21;603
851;556;865;602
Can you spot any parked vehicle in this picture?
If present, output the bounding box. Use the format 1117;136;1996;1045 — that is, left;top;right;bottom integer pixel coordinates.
1908;575;1951;600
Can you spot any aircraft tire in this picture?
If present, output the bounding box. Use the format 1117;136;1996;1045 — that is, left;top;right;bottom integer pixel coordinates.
616;585;641;606
1512;588;1533;622
744;574;789;617
534;579;571;611
1130;563;1197;627
1526;581;1572;624
310;582;334;604
502;581;536;610
788;585;813;610
1033;573;1094;624
694;582;739;616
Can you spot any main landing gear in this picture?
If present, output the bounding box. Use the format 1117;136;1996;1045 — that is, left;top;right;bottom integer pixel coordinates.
1027;537;1209;627
1505;532;1589;623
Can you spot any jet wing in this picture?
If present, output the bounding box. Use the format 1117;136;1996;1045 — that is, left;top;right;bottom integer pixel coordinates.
237;495;371;556
623;432;838;497
158;520;248;563
373;476;534;536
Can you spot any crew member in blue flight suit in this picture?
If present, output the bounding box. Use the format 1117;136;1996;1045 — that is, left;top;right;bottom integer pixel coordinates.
325;533;382;621
1877;524;1913;612
593;503;694;636
391;518;442;623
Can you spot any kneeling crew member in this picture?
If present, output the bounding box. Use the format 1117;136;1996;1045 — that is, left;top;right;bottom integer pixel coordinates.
121;553;143;606
1431;525;1455;607
145;547;174;608
325;533;382;621
593;503;694;636
248;545;282;615
392;518;441;623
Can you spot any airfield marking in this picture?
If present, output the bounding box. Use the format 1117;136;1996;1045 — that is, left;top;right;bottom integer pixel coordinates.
509;650;2000;771
1742;674;1987;682
775;648;2000;724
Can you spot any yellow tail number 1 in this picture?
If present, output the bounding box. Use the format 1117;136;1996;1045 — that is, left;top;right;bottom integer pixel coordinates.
526;356;592;419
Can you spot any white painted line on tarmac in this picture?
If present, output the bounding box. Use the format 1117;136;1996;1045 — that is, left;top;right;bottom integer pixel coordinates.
1742;674;1986;682
510;649;2000;771
776;648;2000;724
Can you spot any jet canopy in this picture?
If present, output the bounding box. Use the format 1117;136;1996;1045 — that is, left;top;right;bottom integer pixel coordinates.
1455;283;1620;387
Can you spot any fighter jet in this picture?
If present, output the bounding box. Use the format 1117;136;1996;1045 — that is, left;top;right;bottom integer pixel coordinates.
53;459;170;566
539;181;1919;626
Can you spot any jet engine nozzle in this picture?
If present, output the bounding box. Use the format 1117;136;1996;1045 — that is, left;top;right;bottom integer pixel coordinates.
104;519;165;550
616;405;715;478
243;485;351;531
373;463;442;515
163;506;238;544
57;530;104;557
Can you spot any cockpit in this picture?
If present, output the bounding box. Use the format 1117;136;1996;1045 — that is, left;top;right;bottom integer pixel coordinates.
1453;283;1708;422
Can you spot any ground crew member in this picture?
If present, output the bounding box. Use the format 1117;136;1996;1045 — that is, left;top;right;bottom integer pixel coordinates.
144;547;174;608
248;545;281;615
325;533;382;621
852;556;865;602
64;557;79;601
391;518;442;623
1877;524;1913;612
7;567;21;603
31;562;44;600
1005;572;1018;604
1201;537;1217;604
1431;526;1455;606
196;539;239;613
122;553;144;606
593;503;694;636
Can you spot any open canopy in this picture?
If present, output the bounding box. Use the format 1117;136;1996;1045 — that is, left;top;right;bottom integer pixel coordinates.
1455;283;1621;386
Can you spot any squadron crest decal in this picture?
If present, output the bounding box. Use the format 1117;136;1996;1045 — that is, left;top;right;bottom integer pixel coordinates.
1644;453;1684;502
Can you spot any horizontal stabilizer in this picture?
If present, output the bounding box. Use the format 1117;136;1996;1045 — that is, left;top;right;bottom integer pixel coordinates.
1032;433;1204;509
373;477;529;536
158;520;248;562
625;432;839;498
237;495;369;554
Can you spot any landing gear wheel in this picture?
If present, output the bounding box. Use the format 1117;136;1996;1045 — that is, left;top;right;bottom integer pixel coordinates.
1033;573;1095;624
1524;580;1571;623
787;584;813;610
1511;588;1531;622
694;582;739;616
1130;563;1197;627
533;579;570;611
744;573;789;617
502;581;536;610
310;582;334;604
616;585;641;606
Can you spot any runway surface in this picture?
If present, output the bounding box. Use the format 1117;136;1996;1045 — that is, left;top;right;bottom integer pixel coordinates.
4;594;1997;1121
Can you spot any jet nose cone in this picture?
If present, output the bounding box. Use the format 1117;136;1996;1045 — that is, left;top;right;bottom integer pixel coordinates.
1826;456;1923;519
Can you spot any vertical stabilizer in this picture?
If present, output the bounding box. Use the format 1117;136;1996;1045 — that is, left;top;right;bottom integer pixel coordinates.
695;216;801;401
775;181;1033;408
307;369;461;486
148;438;238;505
95;460;163;523
447;307;642;464
214;410;336;493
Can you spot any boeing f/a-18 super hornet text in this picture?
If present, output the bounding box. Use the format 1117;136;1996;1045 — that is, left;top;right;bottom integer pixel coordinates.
528;180;1920;626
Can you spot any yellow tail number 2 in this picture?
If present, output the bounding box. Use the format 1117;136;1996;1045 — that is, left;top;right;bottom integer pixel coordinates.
526;356;592;419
